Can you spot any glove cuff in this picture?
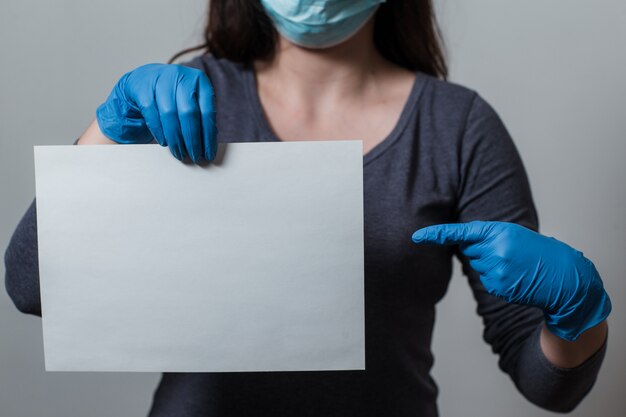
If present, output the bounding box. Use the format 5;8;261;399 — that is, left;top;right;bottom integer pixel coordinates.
544;287;612;342
96;95;153;144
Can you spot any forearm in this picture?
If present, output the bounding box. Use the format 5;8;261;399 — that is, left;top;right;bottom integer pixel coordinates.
509;320;608;412
540;320;608;368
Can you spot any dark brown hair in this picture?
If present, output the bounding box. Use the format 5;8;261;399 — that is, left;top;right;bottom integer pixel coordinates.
170;0;448;79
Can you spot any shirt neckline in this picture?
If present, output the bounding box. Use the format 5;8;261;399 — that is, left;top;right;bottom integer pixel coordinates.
242;65;429;167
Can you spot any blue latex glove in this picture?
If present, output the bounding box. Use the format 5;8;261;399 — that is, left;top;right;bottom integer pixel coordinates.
96;63;217;163
412;221;611;341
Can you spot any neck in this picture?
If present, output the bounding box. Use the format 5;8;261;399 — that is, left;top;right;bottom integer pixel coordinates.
255;20;388;101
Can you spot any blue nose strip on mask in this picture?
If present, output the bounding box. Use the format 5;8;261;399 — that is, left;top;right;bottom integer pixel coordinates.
260;0;386;49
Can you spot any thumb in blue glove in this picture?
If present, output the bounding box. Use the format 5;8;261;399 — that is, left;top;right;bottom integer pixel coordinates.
96;63;217;163
412;221;611;342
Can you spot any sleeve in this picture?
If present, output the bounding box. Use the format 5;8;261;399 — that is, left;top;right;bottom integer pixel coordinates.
5;199;42;316
4;137;84;316
455;93;607;412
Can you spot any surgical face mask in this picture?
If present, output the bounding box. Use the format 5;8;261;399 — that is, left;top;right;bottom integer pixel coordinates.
260;0;386;49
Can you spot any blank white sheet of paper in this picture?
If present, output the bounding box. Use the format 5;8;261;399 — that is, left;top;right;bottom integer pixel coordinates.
34;142;364;372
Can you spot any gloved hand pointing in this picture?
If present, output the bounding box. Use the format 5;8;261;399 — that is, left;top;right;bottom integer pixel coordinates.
96;63;217;163
412;221;612;342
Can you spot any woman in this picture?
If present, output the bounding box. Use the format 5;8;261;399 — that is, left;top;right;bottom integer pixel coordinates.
5;1;611;416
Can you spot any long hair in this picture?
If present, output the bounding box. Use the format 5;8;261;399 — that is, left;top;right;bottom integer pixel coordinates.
170;0;448;80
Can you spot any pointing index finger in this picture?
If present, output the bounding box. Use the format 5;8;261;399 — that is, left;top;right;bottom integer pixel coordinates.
411;222;490;245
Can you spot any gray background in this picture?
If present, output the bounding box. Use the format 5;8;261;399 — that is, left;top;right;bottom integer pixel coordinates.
0;0;624;416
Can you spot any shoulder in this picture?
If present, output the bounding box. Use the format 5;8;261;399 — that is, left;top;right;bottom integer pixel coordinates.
414;78;536;228
179;54;252;117
415;73;509;142
418;74;499;123
421;74;477;103
181;54;249;90
410;74;523;184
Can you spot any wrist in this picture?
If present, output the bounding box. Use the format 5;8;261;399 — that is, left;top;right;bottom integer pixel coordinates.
540;320;608;368
543;257;612;342
77;119;117;145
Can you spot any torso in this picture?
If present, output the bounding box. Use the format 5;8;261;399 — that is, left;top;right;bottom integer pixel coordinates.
150;54;518;417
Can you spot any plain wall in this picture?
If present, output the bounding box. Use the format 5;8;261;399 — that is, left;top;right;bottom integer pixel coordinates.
1;1;624;416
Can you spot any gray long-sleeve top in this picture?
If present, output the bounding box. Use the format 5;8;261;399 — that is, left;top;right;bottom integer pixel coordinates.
4;55;607;417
